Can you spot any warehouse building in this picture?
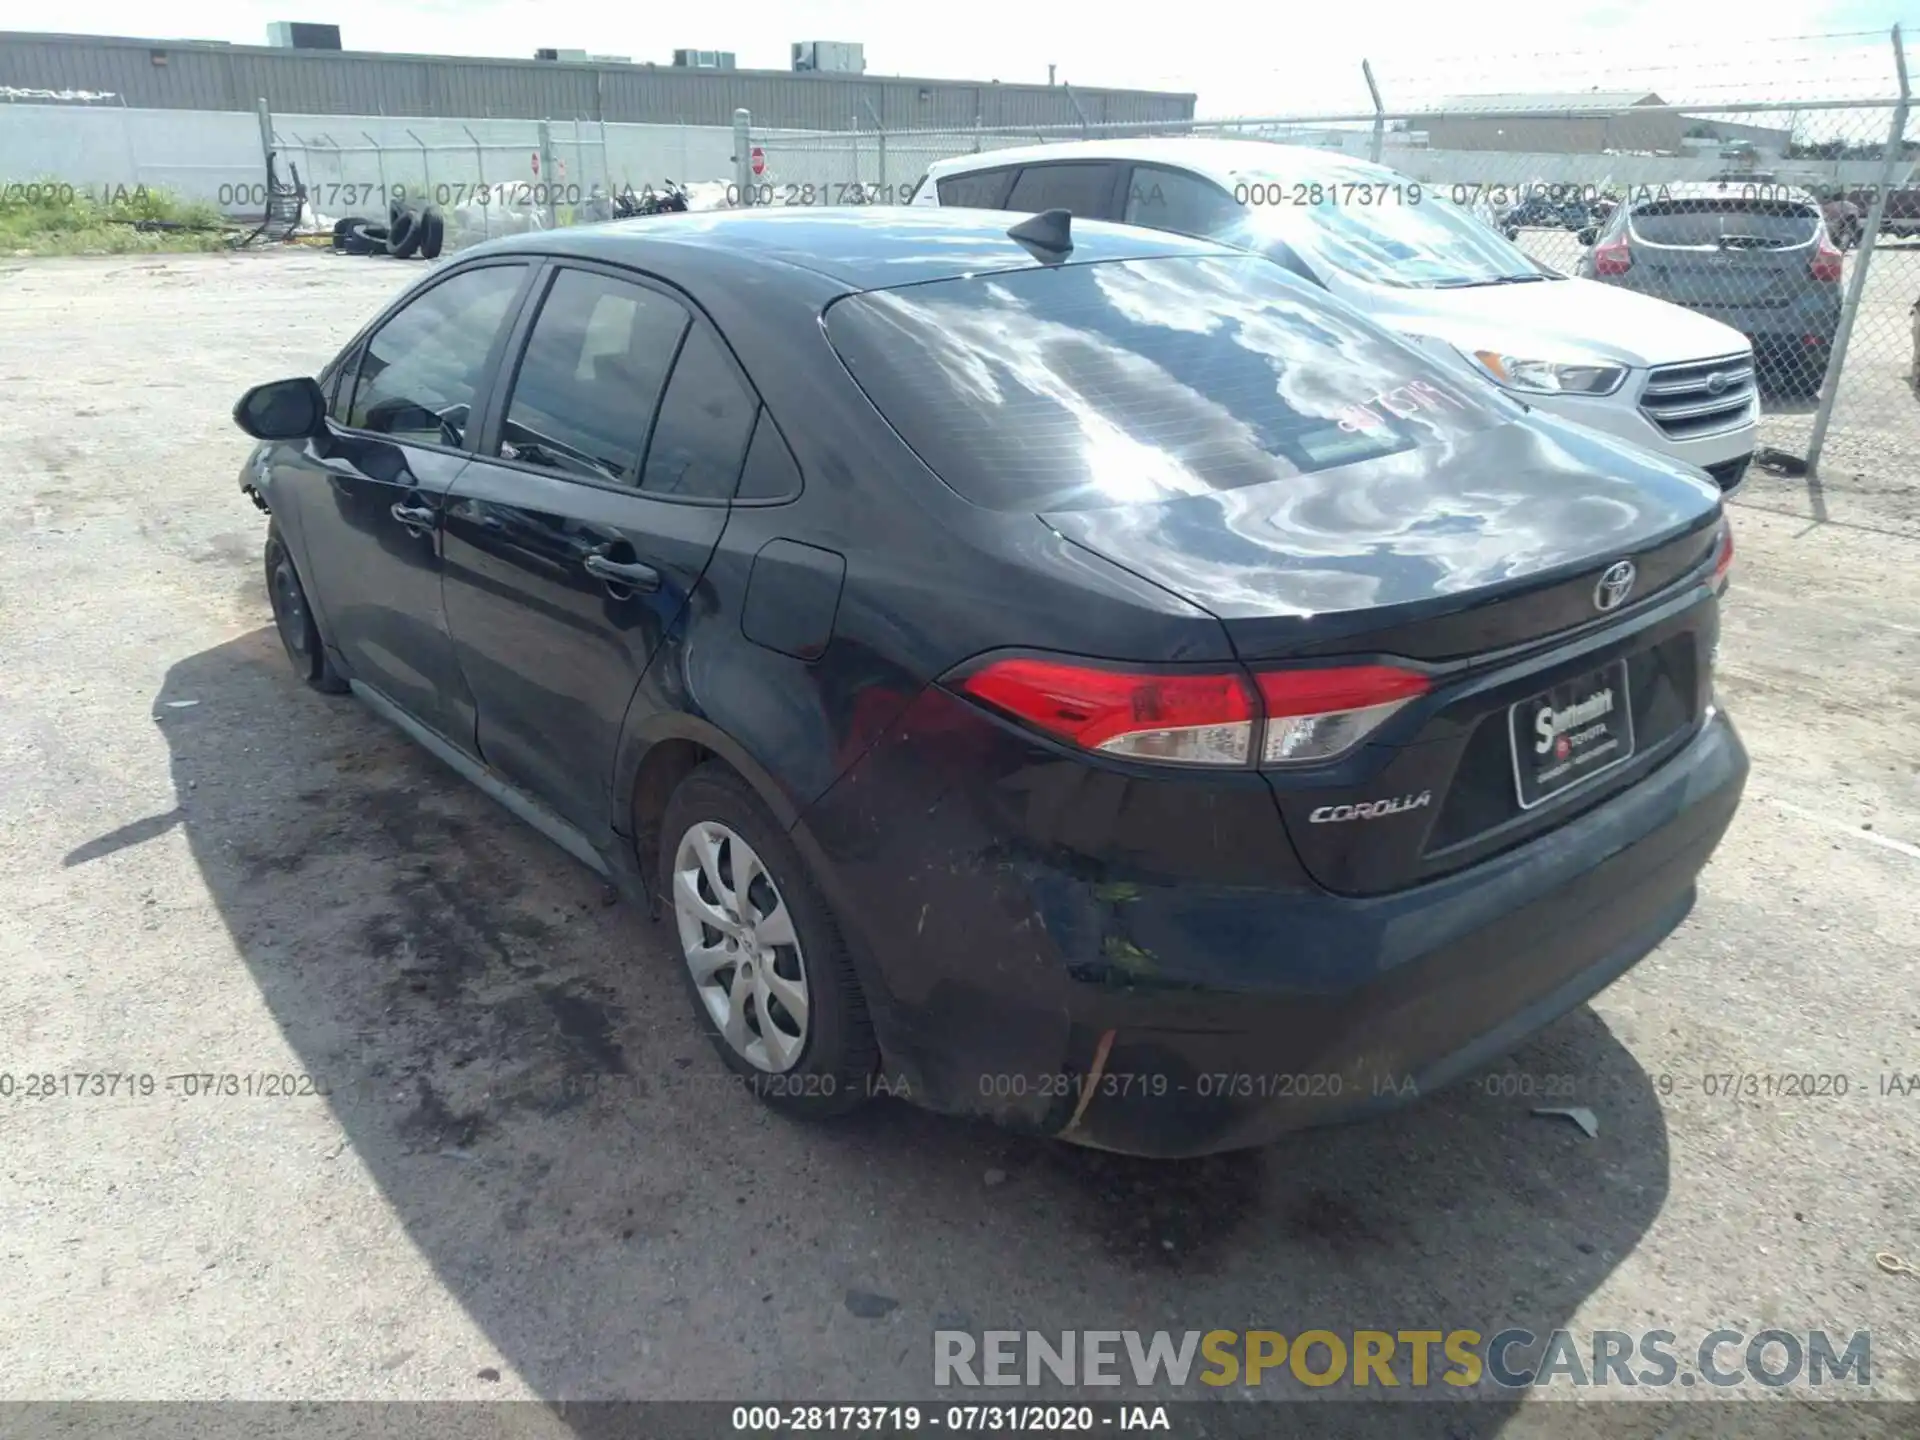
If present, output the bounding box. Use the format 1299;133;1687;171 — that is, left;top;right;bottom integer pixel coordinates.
1423;91;1688;154
0;30;1195;131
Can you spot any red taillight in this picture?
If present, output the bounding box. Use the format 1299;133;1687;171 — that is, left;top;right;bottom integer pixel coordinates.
957;657;1256;766
1811;239;1844;283
955;656;1430;768
1593;237;1632;277
1712;519;1735;593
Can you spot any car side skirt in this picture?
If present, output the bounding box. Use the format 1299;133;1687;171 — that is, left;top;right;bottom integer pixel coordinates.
350;679;613;880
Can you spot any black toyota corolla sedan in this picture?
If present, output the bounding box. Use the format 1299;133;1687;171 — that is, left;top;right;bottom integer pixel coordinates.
234;206;1746;1158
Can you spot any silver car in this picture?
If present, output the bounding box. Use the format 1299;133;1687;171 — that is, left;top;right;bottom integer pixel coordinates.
1577;184;1844;397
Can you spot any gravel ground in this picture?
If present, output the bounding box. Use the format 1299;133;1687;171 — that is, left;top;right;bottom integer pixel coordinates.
1;249;1916;1432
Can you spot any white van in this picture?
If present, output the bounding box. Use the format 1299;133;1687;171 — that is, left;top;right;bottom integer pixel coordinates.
912;138;1758;491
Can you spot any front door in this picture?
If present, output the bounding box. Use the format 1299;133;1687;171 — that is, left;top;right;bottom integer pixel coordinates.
287;261;532;744
440;263;761;833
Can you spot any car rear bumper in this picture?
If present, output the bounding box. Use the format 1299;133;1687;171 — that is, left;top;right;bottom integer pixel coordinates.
796;695;1748;1158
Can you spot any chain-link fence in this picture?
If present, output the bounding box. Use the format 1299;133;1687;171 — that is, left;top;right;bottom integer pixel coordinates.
742;36;1920;495
273;118;617;246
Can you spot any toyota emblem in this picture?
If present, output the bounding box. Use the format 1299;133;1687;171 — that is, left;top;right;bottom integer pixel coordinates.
1594;560;1637;612
1705;372;1729;395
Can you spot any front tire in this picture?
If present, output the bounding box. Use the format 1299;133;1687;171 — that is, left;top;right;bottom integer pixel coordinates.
265;525;348;694
659;763;877;1118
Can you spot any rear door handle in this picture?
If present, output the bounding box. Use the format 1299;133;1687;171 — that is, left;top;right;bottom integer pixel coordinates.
583;553;661;592
390;502;436;534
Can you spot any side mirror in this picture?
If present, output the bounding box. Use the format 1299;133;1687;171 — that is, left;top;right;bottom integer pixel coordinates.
233;377;327;441
1576;226;1598;247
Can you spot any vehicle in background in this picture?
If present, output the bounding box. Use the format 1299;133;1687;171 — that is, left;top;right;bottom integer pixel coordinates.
1499;190;1602;238
1846;183;1920;238
230;208;1745;1158
914;138;1758;492
1575;183;1843;397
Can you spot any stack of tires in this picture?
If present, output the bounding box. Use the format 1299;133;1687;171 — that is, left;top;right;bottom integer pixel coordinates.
330;198;446;260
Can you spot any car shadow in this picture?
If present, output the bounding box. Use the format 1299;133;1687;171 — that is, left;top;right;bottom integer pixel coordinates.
118;627;1675;1431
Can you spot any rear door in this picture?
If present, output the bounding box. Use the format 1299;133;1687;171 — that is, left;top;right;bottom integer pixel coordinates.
440;261;762;833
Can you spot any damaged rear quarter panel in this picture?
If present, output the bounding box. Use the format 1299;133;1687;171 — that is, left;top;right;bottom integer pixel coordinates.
794;684;1312;1128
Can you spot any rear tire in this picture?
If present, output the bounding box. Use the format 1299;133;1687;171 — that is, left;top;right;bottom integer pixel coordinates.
659;763;877;1119
265;525;348;694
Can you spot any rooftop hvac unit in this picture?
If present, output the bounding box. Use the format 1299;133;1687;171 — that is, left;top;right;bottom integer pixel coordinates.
534;47;589;62
672;49;737;69
791;40;865;74
265;22;342;50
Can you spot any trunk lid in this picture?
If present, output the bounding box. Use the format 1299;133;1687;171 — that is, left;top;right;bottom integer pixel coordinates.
1041;418;1722;664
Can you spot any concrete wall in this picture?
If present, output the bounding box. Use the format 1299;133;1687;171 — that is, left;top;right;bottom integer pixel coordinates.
0;103;262;202
0;103;777;213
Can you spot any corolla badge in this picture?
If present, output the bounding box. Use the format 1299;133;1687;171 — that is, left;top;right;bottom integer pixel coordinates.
1593;560;1637;612
1308;792;1433;824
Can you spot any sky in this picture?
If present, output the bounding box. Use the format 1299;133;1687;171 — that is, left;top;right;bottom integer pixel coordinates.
18;0;1920;116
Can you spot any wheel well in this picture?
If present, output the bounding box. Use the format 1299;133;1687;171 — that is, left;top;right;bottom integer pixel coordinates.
630;738;715;890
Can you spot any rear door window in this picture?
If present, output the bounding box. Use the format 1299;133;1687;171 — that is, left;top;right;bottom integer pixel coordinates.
1629;199;1820;248
1004;163;1120;217
935;167;1018;209
496;267;690;484
825;254;1507;512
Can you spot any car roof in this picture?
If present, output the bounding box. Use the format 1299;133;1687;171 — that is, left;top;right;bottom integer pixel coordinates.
458;204;1242;292
923;136;1394;188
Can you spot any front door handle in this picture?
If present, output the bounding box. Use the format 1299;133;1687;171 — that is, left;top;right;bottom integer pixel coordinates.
390;502;436;534
583;553;662;592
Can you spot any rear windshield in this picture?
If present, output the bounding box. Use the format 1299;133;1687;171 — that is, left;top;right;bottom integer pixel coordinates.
825;255;1508;512
1629;199;1819;248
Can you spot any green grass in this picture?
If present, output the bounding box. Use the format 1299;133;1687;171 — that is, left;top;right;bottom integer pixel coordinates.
0;179;231;255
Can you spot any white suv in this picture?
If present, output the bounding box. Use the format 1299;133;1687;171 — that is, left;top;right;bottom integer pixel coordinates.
913;138;1758;491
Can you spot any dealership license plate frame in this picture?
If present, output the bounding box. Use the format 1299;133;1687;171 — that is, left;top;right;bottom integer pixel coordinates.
1508;659;1636;811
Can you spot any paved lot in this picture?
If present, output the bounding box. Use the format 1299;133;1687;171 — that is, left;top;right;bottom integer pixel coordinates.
1;250;1917;1430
